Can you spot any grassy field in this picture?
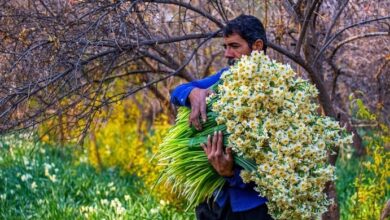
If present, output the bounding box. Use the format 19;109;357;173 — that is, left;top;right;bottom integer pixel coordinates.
0;134;195;220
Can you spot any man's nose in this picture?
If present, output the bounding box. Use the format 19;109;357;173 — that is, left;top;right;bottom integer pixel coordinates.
224;47;234;58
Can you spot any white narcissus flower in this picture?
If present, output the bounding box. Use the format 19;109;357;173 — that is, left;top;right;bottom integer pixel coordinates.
31;181;37;190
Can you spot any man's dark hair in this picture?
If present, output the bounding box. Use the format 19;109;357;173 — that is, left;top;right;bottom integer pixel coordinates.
223;14;267;53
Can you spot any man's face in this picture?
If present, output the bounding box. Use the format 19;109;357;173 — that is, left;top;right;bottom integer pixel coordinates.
223;33;252;66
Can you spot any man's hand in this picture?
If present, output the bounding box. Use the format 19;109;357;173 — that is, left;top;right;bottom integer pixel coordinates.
188;88;212;130
201;131;234;177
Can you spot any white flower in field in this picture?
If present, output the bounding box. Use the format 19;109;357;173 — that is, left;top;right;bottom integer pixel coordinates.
85;206;96;212
115;206;125;215
43;162;57;182
22;156;29;166
80;205;97;218
31;181;37;190
0;194;6;200
79;156;88;163
21;173;32;182
44;163;51;176
124;195;130;201
108;182;114;187
159;200;167;206
110;198;120;207
150;208;159;214
110;198;125;215
48;174;57;183
100;199;109;205
43;162;51;169
39;148;46;154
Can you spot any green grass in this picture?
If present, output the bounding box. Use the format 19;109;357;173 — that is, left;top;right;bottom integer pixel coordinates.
0;133;195;220
335;154;361;219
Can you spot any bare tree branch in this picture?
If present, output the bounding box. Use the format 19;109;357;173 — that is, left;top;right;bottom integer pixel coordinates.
313;16;390;65
323;0;349;43
295;0;320;55
141;0;225;28
330;32;389;60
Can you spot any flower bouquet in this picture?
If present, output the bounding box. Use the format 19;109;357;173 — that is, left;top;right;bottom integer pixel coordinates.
157;51;352;219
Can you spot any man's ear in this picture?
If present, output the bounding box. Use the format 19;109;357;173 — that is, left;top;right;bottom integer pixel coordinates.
252;39;264;51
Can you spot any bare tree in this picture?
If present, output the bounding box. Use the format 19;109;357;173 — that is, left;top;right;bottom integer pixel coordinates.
0;0;225;139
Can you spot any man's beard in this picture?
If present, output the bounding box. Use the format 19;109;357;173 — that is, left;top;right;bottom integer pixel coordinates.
227;58;236;66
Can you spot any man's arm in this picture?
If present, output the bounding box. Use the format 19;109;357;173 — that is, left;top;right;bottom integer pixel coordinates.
170;72;222;107
170;68;227;130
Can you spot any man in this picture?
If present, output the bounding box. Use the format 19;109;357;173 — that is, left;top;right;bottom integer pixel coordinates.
170;15;273;220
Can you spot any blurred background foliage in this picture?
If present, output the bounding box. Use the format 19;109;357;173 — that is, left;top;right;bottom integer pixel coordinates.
336;96;389;220
38;85;186;208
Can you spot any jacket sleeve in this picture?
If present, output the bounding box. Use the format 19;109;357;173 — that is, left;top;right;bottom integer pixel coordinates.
170;68;227;107
224;167;255;189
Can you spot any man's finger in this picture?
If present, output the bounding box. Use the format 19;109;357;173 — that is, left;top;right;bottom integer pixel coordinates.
189;108;201;130
193;118;201;130
225;147;233;162
200;99;207;123
200;143;208;155
215;131;223;156
211;131;218;154
207;89;215;96
207;135;211;153
189;106;195;126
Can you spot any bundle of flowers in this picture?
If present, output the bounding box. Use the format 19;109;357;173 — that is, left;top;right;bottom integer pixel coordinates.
157;51;352;219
